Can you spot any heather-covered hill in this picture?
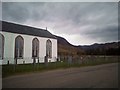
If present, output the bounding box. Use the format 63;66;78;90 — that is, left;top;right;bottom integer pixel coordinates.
55;35;85;56
55;35;119;56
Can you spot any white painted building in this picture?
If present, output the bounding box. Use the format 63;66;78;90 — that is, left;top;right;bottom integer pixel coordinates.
0;21;57;65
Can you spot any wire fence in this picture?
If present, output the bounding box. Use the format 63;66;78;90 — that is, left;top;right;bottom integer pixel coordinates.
59;55;119;64
1;57;57;65
2;55;119;77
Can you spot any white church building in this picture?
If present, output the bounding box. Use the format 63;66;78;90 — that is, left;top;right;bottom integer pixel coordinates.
0;21;57;65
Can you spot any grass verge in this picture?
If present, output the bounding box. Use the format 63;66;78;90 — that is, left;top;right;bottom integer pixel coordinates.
2;56;119;78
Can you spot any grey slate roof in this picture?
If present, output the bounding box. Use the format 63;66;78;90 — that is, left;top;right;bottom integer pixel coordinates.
1;20;56;39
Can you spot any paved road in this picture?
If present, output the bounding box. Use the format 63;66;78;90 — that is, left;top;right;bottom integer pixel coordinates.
2;63;118;88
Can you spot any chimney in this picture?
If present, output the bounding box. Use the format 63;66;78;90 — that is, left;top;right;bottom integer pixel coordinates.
46;27;47;30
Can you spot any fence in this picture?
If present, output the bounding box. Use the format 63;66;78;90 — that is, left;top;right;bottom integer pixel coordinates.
2;55;119;77
59;55;119;64
1;57;57;65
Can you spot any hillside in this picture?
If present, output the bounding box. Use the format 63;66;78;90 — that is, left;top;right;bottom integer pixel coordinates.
55;35;73;55
79;42;120;55
54;35;85;56
55;35;119;56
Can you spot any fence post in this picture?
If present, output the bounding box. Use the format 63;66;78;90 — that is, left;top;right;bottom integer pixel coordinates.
68;55;72;67
44;55;48;67
23;61;25;64
7;60;9;65
14;58;17;72
38;57;39;64
33;57;36;65
15;58;17;65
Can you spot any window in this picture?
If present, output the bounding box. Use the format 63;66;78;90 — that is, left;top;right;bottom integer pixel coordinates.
46;39;52;58
15;35;24;59
0;33;4;59
32;38;39;58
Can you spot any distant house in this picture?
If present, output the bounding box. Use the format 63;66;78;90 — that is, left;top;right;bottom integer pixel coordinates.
0;21;57;64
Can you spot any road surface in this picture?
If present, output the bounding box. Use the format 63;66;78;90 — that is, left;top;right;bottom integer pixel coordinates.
2;63;118;88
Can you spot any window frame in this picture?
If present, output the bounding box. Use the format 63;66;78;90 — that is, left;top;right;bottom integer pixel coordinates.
14;35;24;59
32;38;39;58
0;33;4;59
46;39;52;58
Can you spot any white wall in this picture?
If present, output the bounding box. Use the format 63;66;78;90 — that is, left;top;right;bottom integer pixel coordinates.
0;31;57;65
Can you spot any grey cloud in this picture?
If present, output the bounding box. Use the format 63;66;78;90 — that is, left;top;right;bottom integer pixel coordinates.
2;2;47;22
83;25;118;42
2;2;29;22
2;2;117;24
2;2;118;45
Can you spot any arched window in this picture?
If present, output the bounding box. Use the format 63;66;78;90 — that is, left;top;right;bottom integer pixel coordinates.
46;39;52;58
32;38;39;58
15;35;24;59
0;33;4;59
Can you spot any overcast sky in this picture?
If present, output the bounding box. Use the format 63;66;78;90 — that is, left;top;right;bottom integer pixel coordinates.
2;2;118;45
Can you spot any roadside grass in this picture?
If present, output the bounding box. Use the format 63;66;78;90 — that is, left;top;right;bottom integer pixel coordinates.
2;56;119;78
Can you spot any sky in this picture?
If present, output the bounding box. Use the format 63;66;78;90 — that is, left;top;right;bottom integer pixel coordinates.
1;1;118;45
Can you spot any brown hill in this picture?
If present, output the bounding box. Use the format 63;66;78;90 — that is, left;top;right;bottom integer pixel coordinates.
55;35;86;56
54;35;119;56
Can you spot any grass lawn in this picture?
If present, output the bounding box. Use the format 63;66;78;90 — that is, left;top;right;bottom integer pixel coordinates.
2;56;119;78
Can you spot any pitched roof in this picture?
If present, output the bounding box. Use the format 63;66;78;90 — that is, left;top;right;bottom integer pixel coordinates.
1;20;56;39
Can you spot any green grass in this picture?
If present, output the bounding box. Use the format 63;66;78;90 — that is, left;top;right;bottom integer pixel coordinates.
2;56;119;78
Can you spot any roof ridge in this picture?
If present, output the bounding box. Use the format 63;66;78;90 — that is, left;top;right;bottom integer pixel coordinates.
1;20;57;39
1;20;46;31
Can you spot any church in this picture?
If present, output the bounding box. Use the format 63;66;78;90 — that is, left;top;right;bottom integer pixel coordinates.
0;21;57;65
